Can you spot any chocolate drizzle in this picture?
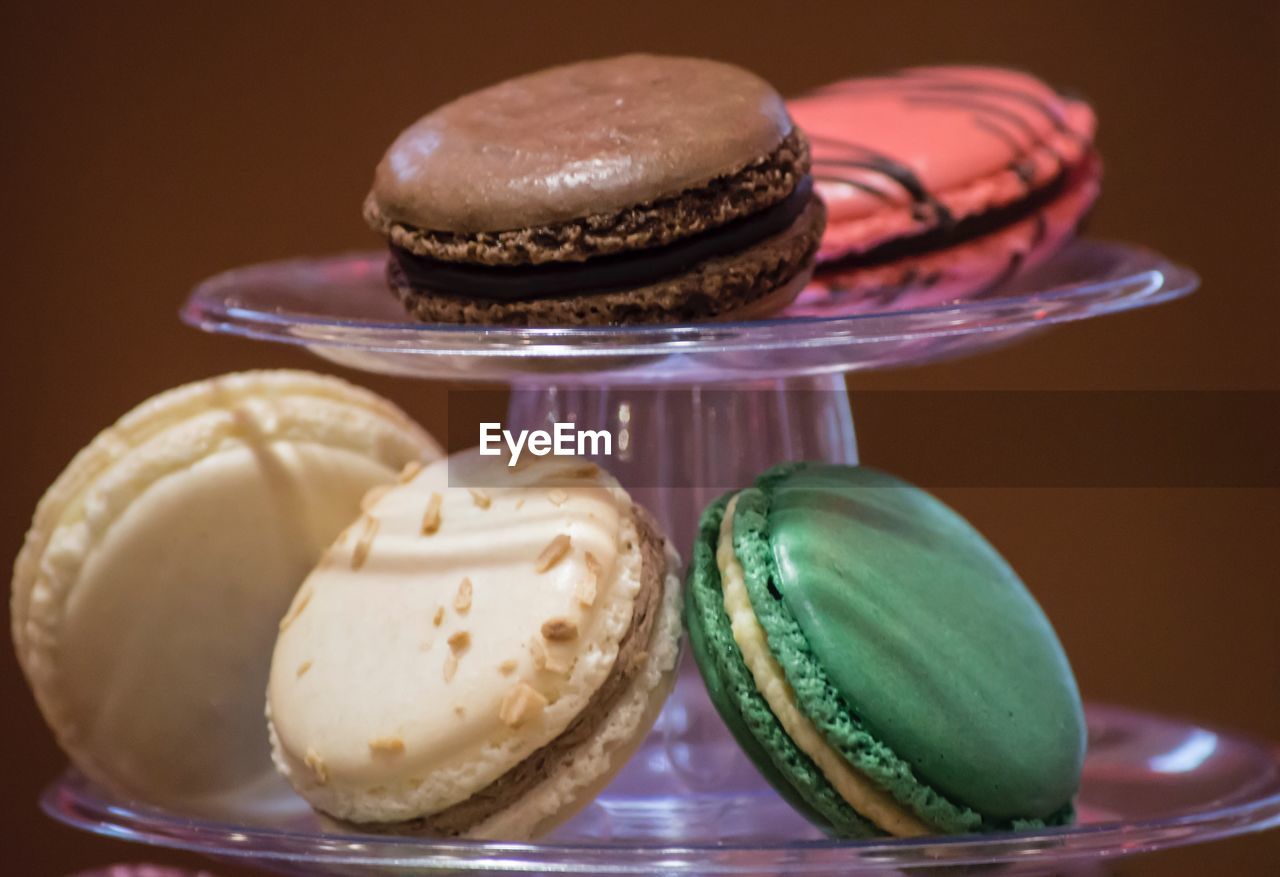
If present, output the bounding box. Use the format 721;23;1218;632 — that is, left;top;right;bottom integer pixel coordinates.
807;134;953;225
390;177;814;302
814;163;1086;278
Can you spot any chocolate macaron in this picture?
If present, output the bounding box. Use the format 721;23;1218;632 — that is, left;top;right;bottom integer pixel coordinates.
365;54;825;326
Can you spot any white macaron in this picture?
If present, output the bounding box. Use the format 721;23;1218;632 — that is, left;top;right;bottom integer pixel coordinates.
267;450;682;839
11;370;441;810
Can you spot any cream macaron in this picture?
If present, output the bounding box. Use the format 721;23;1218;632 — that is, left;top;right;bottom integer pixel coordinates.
266;450;682;840
11;370;440;810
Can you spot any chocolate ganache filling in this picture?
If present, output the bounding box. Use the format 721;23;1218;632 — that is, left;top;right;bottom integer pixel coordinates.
390;177;814;302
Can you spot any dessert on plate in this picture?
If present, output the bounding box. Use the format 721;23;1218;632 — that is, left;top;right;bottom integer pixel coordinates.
10;371;439;809
687;462;1086;836
787;65;1100;310
364;54;824;326
267;450;683;839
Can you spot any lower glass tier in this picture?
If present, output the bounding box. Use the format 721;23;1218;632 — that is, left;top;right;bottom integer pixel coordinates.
43;703;1280;875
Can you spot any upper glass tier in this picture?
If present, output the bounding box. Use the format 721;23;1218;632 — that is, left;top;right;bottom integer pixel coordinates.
181;239;1196;385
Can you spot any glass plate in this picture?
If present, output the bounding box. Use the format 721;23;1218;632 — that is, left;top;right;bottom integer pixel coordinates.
179;240;1196;385
43;703;1280;875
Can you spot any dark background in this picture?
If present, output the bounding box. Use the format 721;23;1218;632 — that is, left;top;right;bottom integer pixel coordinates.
2;1;1276;874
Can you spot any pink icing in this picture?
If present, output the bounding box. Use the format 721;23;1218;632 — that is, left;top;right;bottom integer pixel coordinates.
787;66;1097;260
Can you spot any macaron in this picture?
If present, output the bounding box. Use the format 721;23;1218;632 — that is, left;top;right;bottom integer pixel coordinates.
788;66;1099;306
266;451;682;839
364;54;825;326
687;462;1086;837
11;371;440;809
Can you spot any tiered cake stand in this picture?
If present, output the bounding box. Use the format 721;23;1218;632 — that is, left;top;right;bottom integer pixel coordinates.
41;240;1280;874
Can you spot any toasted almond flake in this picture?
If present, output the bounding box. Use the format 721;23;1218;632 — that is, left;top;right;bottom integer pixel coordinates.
433;606;445;626
529;636;570;674
421;493;443;535
577;552;601;606
279;589;313;631
498;659;517;675
352;515;379;570
368;736;405;756
468;487;491;509
454;577;473;613
398;460;424;483
548;488;569;506
514;497;525;509
447;630;470;653
296;660;313;678
529;636;547;669
535;534;572;573
305;748;328;784
498;682;548;727
443;653;458;682
541;617;579;641
543;648;573;675
360;484;390;513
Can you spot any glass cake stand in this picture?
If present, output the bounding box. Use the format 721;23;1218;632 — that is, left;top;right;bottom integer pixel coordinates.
44;239;1280;875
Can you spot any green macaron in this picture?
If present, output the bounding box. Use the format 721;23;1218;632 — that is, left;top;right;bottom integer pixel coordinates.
686;462;1086;837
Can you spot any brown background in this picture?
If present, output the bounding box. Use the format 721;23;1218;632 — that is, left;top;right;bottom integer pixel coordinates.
2;1;1276;874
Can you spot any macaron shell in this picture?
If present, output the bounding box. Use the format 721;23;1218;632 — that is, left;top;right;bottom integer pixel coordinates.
729;485;983;835
686;493;876;837
789;66;1095;259
757;463;1086;823
59;440;394;796
684;558;829;829
11;370;439;807
718;495;930;837
267;454;646;825
468;537;683;839
370;54;792;233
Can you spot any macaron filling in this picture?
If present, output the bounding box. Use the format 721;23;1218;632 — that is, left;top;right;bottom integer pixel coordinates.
388;177;815;302
716;494;931;837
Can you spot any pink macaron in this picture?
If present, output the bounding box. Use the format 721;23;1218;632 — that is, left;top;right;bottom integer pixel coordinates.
786;66;1100;311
